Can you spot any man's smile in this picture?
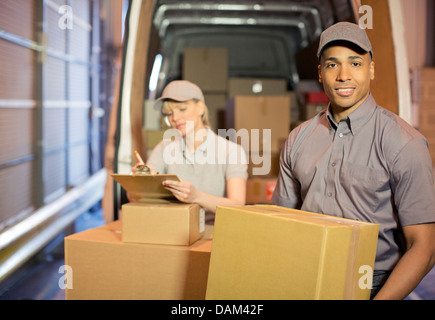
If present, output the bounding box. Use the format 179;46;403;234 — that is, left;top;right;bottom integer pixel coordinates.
335;87;356;97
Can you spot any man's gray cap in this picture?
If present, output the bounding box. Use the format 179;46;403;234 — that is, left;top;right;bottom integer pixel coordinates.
317;22;373;59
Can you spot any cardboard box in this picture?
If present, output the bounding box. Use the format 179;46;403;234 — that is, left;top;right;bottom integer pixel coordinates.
304;91;329;120
112;174;204;246
226;95;291;153
228;78;287;97
64;221;213;300
306;104;327;120
203;93;227;131
145;129;165;150
247;151;280;178
183;47;228;92
246;178;277;204
122;202;205;245
206;205;379;300
245;178;277;204
420;68;435;102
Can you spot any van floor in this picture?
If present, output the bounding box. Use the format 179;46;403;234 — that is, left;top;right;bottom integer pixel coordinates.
0;207;434;300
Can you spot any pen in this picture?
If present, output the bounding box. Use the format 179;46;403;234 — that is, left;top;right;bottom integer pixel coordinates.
134;150;144;165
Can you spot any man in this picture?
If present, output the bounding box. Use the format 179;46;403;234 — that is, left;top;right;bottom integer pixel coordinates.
272;22;435;299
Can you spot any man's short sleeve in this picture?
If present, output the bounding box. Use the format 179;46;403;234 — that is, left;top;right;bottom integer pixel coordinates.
391;136;435;226
272;135;302;209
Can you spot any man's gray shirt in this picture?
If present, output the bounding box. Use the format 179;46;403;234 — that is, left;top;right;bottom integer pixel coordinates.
272;94;435;271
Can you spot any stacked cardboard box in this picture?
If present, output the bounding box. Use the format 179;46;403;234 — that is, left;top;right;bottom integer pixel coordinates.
225;95;289;204
64;221;213;300
203;93;227;131
245;178;277;205
183;47;228;93
64;174;211;299
304;91;329;120
122;202;204;246
115;174;205;246
206;205;379;300
226;95;290;153
183;47;228;132
183;48;293;205
418;68;435;166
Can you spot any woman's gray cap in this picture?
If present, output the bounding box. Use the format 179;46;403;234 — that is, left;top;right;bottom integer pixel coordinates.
154;80;205;110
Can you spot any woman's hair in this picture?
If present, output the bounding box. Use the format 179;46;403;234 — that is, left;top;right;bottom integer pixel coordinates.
162;99;211;128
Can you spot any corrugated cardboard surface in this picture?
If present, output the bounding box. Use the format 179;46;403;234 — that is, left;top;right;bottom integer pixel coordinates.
122;202;205;245
226;95;291;153
64;221;213;300
245;178;277;204
247;151;280;178
183;47;228;92
203;93;227;131
206;205;379;300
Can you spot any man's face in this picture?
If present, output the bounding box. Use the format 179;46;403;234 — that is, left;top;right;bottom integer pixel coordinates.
318;45;375;112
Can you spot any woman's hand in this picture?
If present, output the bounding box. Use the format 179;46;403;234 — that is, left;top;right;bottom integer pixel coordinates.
162;179;199;203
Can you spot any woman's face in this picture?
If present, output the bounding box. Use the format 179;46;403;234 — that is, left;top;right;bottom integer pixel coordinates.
162;99;205;137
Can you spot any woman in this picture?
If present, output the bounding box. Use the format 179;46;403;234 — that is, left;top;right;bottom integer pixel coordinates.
132;80;247;216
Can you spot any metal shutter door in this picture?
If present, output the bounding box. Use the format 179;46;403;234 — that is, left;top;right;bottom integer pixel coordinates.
0;0;36;229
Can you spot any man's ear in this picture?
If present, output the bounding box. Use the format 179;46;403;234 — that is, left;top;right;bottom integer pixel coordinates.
370;60;375;80
318;64;323;83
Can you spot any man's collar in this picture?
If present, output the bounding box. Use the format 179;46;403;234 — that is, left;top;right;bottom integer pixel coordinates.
326;93;377;135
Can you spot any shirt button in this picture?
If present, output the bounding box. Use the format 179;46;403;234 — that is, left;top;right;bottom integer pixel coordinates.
331;162;336;167
338;133;344;138
328;192;333;197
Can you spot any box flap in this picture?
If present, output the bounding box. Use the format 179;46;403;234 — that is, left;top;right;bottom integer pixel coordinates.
217;205;378;228
112;174;180;199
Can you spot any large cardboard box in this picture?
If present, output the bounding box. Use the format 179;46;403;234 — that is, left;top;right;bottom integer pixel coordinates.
64;221;213;300
183;47;228;92
122;202;205;245
228;78;287;97
245;178;277;204
206;205;379;300
226;95;291;153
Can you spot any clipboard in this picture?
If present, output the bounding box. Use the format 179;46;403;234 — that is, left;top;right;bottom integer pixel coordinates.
111;173;180;199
